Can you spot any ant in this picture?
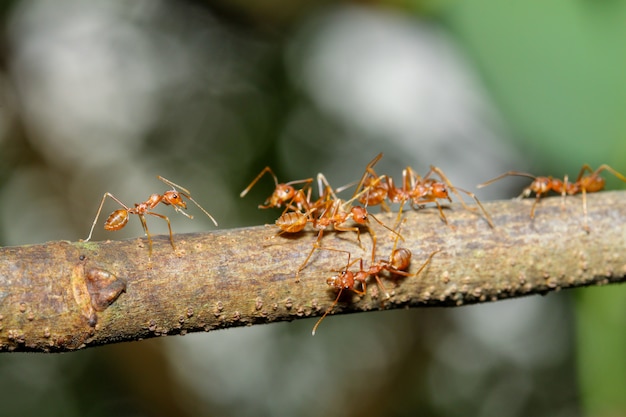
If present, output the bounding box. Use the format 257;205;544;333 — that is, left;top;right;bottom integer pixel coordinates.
478;164;626;231
295;173;401;279
311;239;440;335
352;152;390;210
478;171;570;219
274;206;320;235
271;173;356;237
403;165;494;228
83;176;218;258
570;164;626;230
240;166;314;212
354;159;494;228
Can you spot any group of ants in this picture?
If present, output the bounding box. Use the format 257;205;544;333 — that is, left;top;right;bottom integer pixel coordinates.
82;153;626;335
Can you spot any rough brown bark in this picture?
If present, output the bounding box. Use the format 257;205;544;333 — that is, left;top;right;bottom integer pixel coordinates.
1;191;625;352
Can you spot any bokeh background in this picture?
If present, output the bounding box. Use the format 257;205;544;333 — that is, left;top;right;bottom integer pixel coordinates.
1;1;626;416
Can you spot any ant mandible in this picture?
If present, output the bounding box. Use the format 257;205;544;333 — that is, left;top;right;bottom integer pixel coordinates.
83;176;218;258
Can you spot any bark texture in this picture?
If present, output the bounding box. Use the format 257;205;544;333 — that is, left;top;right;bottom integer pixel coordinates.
1;191;625;352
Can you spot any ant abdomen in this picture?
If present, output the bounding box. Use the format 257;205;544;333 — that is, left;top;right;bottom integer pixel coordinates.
104;209;129;231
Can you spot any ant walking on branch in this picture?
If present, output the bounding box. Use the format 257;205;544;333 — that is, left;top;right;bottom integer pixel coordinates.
352;154;494;228
83;176;218;258
311;231;440;335
478;164;626;231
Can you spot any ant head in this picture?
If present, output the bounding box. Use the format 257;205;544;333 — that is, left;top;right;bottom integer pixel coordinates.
350;206;368;224
430;182;449;199
162;191;188;209
326;275;338;287
273;184;295;203
530;177;552;194
327;270;353;289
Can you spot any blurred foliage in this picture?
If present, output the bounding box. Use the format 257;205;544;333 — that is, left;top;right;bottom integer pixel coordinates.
0;0;625;416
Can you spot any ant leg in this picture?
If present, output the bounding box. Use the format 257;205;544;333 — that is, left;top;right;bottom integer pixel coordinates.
582;188;590;233
559;175;570;212
370;212;404;242
369;226;377;264
575;164;594;183
595;164;626;183
433;201;449;225
455;186;494;228
430;166;493;227
312;288;342;336
412;250;440;278
351;152;384;200
296;229;326;279
333;223;362;249
372;273;390;299
137;214;153;259
317;173;340;202
529;194;542;219
83;192;130;242
391;200;407;233
317;246;354;273
239;167;277;198
145;211;175;254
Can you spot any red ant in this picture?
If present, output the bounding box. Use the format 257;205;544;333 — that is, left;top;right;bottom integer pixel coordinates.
294;173;401;279
403;165;494;228
570;165;626;230
83;176;218;258
311;241;440;335
478;171;570;219
271;173;354;237
352;152;390;210
354;159;494;228
240;166;314;212
478;164;626;230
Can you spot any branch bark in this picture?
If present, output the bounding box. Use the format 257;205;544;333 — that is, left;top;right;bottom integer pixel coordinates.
1;191;626;352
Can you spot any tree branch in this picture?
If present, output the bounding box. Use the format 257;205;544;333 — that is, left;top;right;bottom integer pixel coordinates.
1;191;625;352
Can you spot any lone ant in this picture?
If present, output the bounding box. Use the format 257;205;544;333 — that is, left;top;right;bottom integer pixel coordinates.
478;171;569;219
311;242;440;335
478;164;626;231
83;176;218;257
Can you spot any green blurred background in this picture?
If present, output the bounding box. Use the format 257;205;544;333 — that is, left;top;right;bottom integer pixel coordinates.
1;0;625;416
